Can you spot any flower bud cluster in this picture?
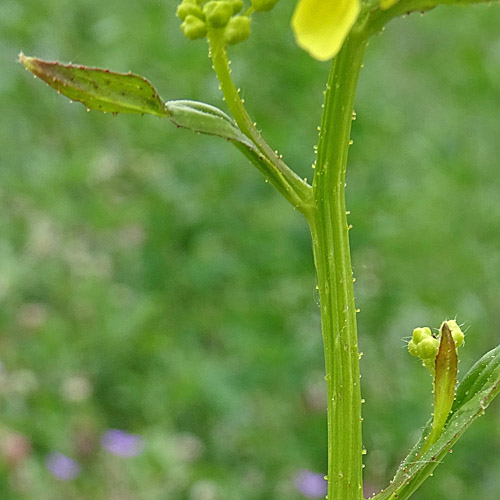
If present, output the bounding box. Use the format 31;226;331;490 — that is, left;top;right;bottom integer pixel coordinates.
408;320;464;374
176;0;280;44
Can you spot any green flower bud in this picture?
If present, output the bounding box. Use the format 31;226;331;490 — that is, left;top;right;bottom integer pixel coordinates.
180;14;207;40
226;0;244;14
417;336;439;360
251;0;279;12
224;15;251;45
203;1;233;28
177;1;204;21
407;339;419;357
412;326;432;345
445;319;465;348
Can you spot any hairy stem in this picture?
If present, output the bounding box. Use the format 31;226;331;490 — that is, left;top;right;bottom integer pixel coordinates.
308;32;368;500
207;29;313;214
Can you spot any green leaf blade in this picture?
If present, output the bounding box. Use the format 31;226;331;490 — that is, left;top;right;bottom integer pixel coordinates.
19;53;168;117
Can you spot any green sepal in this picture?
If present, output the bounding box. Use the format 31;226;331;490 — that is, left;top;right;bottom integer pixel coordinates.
20;53;168;117
372;343;500;500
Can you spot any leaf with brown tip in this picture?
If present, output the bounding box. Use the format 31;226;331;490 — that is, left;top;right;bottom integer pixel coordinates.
20;53;168;117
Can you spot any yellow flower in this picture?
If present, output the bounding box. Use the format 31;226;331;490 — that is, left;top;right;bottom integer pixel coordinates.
291;0;361;61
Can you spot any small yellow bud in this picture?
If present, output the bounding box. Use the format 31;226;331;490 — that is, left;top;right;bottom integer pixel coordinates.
412;326;432;345
225;0;244;14
445;320;465;348
408;320;466;377
180;14;207;40
176;1;204;21
224;15;251;45
417;336;439;360
407;340;419;357
203;1;233;28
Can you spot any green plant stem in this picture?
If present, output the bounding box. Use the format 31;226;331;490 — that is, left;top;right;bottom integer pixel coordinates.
209;21;368;500
308;32;368;500
207;29;313;215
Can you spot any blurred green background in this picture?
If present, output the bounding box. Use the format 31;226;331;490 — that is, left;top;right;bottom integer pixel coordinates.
1;1;500;499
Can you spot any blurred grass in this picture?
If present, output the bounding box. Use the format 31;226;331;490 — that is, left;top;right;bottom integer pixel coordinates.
1;1;500;499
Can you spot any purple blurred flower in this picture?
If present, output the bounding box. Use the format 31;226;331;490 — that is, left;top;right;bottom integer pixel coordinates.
46;452;81;480
294;469;327;499
100;429;144;457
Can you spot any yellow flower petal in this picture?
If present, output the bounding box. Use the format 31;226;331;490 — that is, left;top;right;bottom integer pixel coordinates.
292;0;361;61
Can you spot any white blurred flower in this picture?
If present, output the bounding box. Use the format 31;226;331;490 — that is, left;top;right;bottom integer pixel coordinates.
26;214;61;258
17;302;48;330
61;376;93;403
189;480;219;500
172;433;204;463
10;370;38;394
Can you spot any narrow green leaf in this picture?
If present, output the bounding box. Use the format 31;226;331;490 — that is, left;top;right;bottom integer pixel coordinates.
165;100;257;149
19;53;167;117
373;344;500;500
